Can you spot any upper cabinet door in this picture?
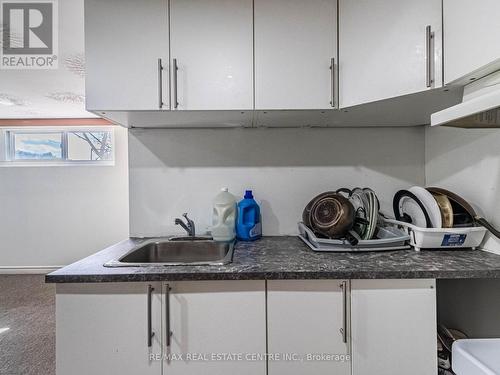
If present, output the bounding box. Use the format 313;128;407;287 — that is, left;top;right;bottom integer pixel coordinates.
267;280;351;375
170;0;253;110
255;0;338;110
444;0;500;84
85;0;169;111
339;0;443;108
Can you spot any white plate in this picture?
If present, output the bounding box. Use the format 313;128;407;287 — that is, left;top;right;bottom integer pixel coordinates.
409;186;442;228
397;193;430;228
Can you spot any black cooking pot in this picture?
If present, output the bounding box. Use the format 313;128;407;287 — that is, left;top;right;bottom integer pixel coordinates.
303;191;357;243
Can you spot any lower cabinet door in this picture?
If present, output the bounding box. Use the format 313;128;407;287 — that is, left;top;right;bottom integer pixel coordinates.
56;282;162;375
267;280;351;375
351;279;437;375
163;280;266;375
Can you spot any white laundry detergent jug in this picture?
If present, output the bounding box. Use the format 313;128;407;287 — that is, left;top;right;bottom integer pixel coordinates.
211;187;237;242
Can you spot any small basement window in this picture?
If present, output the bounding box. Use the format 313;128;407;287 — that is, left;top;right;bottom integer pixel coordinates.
0;128;114;166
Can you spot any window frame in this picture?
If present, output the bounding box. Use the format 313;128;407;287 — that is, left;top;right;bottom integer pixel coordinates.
1;126;115;167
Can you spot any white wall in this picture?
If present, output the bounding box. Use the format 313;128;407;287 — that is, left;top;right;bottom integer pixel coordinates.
425;126;500;254
0;126;129;269
129;127;425;237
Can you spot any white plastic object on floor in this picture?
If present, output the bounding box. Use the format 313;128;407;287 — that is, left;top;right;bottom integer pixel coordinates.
211;187;237;242
452;339;500;375
384;219;487;251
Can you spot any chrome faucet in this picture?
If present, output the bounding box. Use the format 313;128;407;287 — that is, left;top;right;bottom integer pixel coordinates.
174;213;196;237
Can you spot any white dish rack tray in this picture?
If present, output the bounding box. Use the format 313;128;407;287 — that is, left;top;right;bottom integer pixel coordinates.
384;219;487;251
298;221;410;252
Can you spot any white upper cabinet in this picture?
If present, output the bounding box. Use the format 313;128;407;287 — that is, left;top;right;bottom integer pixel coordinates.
339;0;443;108
85;0;169;111
351;279;437;375
267;280;351;375
443;0;500;85
165;281;266;375
169;0;253;110
254;0;338;110
83;0;459;127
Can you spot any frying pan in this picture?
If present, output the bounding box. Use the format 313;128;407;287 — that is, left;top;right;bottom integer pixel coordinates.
429;192;454;228
427;187;500;239
302;191;358;244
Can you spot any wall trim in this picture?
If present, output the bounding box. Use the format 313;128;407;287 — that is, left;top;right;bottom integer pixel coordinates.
0;266;64;274
0;118;112;126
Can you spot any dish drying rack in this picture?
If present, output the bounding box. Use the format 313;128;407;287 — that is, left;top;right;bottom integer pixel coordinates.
298;220;410;252
384;219;487;251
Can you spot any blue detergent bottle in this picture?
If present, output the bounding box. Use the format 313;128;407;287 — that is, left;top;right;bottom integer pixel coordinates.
236;190;262;241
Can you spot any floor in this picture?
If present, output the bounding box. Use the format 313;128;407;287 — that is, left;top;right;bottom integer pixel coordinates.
0;275;55;375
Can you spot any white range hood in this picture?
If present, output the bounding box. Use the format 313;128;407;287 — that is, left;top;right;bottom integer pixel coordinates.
431;73;500;128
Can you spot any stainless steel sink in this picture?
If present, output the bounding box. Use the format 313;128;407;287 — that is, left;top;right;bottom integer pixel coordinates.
104;237;235;267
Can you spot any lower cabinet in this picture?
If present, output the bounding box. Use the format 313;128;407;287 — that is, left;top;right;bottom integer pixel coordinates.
56;281;266;375
351;279;437;375
164;280;267;375
56;282;163;375
56;279;436;375
267;280;351;375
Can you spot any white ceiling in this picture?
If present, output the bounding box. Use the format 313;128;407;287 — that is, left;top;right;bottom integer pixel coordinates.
0;0;97;119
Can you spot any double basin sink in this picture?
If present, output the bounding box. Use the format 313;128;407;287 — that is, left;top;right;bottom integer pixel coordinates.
104;236;235;267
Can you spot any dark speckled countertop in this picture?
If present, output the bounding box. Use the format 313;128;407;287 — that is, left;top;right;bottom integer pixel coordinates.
45;236;500;283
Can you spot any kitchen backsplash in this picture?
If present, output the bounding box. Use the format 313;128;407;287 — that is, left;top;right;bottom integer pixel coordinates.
129;127;425;236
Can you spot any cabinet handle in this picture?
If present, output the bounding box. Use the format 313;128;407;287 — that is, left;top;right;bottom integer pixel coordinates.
426;25;433;88
339;281;347;344
173;58;179;109
147;284;155;348
157;59;164;109
330;57;335;108
166;284;172;348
